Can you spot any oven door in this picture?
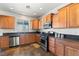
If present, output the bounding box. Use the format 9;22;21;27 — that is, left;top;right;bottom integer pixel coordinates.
40;39;48;51
40;39;45;45
40;39;47;47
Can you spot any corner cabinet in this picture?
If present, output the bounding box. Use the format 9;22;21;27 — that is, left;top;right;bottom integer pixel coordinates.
0;15;15;29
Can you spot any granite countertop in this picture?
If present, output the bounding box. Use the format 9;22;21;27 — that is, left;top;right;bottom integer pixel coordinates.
48;31;79;41
3;32;40;37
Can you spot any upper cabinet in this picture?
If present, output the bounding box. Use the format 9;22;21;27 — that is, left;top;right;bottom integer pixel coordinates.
31;18;40;30
53;14;60;28
68;4;79;27
39;20;42;29
42;13;53;29
53;6;67;28
43;16;47;24
46;13;53;23
53;3;79;28
43;13;53;23
0;15;15;29
58;7;67;28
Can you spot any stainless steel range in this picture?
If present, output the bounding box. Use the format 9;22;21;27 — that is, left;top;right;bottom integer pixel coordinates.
40;32;48;51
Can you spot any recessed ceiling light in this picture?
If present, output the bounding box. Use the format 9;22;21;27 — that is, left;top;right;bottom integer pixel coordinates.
10;8;14;9
40;8;43;10
33;13;36;15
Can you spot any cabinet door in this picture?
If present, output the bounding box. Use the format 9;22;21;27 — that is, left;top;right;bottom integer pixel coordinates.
43;16;47;24
49;36;55;54
53;14;60;28
25;34;31;44
0;16;15;29
7;16;15;29
46;14;53;23
0;36;9;48
39;20;42;29
34;20;39;29
58;7;67;28
26;34;35;43
0;16;3;28
65;46;79;56
55;40;65;56
19;35;26;45
35;34;40;42
31;19;39;30
76;4;79;27
2;16;9;29
68;4;78;27
66;4;79;28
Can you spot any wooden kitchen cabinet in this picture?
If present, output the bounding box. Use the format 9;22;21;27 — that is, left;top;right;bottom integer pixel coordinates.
0;15;15;29
39;20;42;29
43;16;47;24
67;4;79;28
48;36;56;54
53;14;60;28
35;34;40;42
28;34;40;43
42;13;53;28
19;34;26;45
7;16;15;29
46;13;53;23
0;36;9;49
53;3;79;28
19;34;40;45
28;34;35;43
31;19;40;30
0;16;3;28
20;34;31;45
55;39;65;56
58;7;67;28
65;46;79;56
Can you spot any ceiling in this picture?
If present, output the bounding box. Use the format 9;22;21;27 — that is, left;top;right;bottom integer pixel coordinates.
0;3;65;18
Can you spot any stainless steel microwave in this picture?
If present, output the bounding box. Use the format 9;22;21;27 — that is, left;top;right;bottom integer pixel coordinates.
43;22;52;29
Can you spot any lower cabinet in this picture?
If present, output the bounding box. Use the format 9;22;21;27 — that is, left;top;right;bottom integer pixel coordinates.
19;34;26;45
19;34;40;45
48;36;56;54
0;36;9;49
35;34;40;42
48;37;65;56
65;46;79;56
28;34;35;43
55;40;65;56
49;37;79;56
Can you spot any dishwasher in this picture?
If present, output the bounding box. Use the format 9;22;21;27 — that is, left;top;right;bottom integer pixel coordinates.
9;36;20;47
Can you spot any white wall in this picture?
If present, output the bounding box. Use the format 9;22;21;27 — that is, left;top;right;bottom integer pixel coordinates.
0;9;35;33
